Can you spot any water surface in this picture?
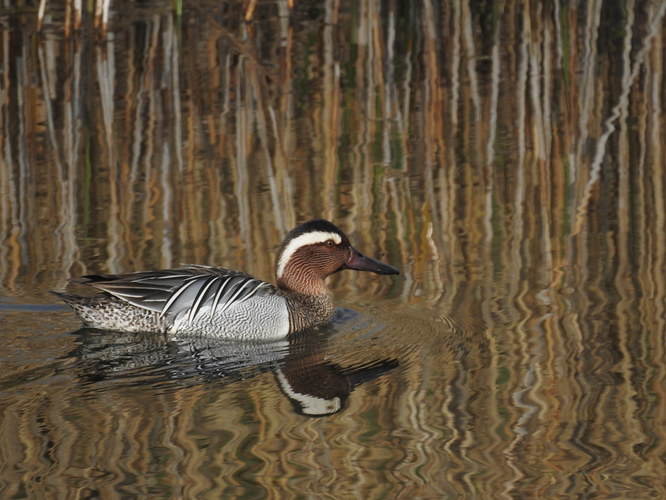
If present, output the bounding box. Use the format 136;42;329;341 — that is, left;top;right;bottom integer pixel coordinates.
1;1;666;498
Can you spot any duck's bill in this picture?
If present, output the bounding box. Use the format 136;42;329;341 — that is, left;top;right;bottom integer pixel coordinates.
342;248;400;275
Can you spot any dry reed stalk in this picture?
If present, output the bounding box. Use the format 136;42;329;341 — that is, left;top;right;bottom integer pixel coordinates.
37;0;84;35
244;0;257;22
36;0;47;31
94;0;111;34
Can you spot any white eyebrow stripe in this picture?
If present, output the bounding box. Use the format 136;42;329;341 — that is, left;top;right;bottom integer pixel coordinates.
276;231;342;278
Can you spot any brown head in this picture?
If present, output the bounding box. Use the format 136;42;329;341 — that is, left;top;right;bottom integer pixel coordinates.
275;219;399;295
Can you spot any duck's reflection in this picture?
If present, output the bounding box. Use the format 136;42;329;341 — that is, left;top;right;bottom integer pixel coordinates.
274;338;398;416
70;323;398;417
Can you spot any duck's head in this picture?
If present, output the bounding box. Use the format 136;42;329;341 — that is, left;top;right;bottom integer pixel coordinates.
275;219;399;295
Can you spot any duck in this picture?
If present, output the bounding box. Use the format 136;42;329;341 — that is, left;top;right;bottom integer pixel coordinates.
52;219;399;339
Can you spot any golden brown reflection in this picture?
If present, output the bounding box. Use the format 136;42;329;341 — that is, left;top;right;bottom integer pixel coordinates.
1;0;666;498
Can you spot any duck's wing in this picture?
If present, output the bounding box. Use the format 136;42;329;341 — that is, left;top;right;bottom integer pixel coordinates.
76;266;275;320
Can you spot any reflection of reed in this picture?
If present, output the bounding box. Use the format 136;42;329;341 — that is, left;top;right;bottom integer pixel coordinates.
1;0;666;497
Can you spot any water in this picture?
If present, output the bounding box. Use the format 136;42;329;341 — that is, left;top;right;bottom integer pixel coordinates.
1;1;666;498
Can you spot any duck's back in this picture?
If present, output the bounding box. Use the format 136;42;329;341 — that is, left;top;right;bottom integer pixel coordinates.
57;266;291;339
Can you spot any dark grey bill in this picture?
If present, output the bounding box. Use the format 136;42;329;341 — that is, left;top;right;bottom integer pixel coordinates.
341;248;400;275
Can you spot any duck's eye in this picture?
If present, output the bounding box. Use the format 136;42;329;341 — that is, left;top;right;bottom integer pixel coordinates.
325;239;336;248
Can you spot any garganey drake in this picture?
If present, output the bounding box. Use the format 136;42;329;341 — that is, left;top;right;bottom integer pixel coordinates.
53;219;399;339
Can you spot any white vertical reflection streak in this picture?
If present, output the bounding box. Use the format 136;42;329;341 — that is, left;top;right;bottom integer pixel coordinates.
529;2;546;160
541;7;552;160
502;1;530;495
515;0;528;167
382;8;394;167
645;26;666;467
6;33;29;285
613;0;643;456
573;0;602;193
482;6;504;488
322;0;340;220
277;0;296;229
462;0;480;122
359;0;373;218
236;58;251;264
450;0;460;127
422;0;446;300
647;23;665;343
62;39;83;277
0;25;8;285
96;37;121;273
485;2;502;168
160;142;173;269
167;15;183;173
574;0;666;233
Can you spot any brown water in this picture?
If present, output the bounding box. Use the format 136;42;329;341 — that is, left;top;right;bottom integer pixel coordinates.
1;1;666;498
